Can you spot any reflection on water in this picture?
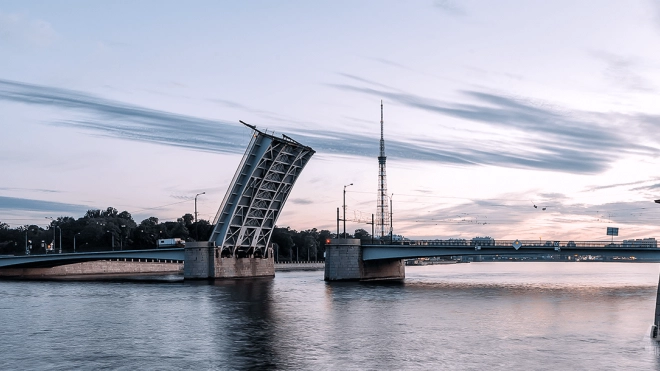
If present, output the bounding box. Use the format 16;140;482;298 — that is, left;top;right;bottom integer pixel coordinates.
1;262;660;370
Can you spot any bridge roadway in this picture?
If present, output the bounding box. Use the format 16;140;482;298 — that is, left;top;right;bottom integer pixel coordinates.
362;240;660;261
2;240;659;268
0;248;184;269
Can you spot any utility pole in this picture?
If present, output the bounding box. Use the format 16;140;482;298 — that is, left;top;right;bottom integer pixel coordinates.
336;207;340;239
371;214;374;244
74;232;80;253
390;194;393;244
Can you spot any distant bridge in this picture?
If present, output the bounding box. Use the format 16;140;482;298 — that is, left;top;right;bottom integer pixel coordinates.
362;240;660;261
0;248;184;269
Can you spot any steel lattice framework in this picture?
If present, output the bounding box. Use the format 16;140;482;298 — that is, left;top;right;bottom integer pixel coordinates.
209;123;315;258
376;101;390;238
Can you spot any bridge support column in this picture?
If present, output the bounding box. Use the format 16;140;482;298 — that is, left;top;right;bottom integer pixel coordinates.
324;239;404;281
652;271;660;340
184;242;274;280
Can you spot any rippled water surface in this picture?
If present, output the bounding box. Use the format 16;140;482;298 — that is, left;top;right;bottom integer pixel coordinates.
2;262;660;370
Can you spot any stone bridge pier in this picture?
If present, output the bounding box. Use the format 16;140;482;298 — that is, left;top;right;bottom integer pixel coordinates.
324;239;405;281
184;242;274;280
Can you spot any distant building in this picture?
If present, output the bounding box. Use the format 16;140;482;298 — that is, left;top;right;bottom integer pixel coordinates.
622;238;657;248
391;234;405;241
472;236;495;246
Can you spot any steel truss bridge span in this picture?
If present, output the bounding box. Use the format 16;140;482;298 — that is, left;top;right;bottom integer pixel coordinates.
208;124;314;259
0;248;184;269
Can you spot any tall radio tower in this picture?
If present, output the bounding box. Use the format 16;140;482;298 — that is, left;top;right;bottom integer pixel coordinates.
376;100;390;239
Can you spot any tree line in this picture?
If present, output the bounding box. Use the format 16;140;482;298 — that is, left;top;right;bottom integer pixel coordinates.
0;207;213;255
0;207;373;260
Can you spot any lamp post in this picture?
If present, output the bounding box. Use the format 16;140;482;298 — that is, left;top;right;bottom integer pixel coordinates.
389;193;394;244
24;228;31;255
107;230;115;251
343;183;353;238
195;192;205;241
73;232;81;253
45;217;58;253
57;225;61;254
120;225;126;250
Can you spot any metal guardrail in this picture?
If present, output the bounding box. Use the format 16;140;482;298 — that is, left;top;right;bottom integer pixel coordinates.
393;240;658;249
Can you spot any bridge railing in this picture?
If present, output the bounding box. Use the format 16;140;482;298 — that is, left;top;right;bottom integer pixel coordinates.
386;240;659;249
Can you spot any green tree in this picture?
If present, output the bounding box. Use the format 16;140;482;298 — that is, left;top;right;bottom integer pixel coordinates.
272;227;295;261
354;228;371;243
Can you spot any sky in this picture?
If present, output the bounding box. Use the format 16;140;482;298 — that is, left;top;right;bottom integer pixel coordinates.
2;0;660;241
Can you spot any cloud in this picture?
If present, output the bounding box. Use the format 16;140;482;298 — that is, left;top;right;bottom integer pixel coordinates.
0;196;89;214
289;198;314;205
0;79;250;155
0;187;60;193
433;0;466;16
583;178;660;192
2;78;657;175
630;183;660;192
329;80;660;173
0;12;58;47
590;51;655;92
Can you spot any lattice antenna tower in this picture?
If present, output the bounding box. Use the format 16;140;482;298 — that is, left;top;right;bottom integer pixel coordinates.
376;100;390;238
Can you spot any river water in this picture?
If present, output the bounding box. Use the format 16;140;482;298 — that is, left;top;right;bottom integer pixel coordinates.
2;262;660;370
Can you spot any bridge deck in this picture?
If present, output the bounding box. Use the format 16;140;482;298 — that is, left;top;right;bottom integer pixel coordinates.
0;248;185;268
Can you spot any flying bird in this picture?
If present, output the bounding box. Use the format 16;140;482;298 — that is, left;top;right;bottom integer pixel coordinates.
531;201;546;210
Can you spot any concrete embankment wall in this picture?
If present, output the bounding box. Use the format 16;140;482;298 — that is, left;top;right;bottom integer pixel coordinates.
275;262;324;271
0;259;183;279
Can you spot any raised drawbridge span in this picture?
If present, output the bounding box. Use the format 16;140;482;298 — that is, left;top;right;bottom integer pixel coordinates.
184;122;315;279
208;122;315;259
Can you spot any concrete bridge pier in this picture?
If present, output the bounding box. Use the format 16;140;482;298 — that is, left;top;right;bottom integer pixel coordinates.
184;242;274;280
324;239;405;281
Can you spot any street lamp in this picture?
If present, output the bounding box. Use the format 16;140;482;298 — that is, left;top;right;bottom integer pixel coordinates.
195;192;205;241
343;183;353;237
57;225;62;253
73;232;81;253
107;230;115;251
45;217;61;253
45;217;54;252
120;225;126;250
389;193;394;244
24;227;32;255
195;192;206;223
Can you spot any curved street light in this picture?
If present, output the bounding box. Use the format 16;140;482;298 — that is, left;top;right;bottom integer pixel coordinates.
343;183;353;237
45;217;61;253
194;192;206;223
73;232;81;253
195;192;206;241
388;193;394;244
